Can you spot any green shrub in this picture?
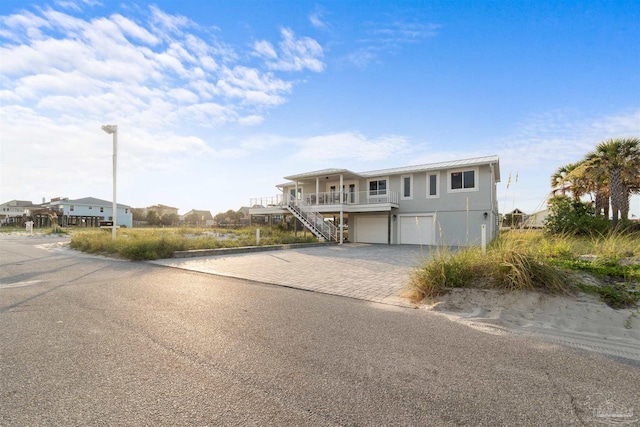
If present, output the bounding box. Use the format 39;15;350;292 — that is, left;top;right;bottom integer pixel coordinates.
544;195;610;236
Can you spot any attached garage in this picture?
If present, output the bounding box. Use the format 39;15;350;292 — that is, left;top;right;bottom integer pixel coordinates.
400;215;434;245
354;215;388;244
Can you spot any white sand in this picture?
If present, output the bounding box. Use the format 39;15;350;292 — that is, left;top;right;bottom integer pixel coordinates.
426;288;640;362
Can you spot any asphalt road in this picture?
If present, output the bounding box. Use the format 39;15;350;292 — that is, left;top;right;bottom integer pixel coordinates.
1;235;639;426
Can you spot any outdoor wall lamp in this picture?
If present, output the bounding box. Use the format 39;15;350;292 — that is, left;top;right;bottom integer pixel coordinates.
392;214;397;220
483;212;488;219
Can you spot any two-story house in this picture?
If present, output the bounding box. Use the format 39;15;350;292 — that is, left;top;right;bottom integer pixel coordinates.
249;155;500;246
43;197;133;228
0;200;43;225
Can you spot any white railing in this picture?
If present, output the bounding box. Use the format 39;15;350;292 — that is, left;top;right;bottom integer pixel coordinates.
286;193;338;241
250;195;284;208
302;190;399;206
250;190;399;210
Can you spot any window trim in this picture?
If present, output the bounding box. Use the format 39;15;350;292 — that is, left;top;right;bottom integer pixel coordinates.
426;172;440;198
366;176;389;201
447;167;479;193
401;174;413;200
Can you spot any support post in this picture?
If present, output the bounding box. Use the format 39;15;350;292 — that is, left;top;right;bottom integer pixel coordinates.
112;128;117;240
339;174;344;244
481;224;487;255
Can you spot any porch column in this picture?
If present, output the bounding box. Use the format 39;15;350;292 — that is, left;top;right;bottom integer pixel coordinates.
316;177;319;206
294;182;298;205
339;174;344;244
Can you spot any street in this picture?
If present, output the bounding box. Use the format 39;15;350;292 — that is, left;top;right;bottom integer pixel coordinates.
1;235;639;426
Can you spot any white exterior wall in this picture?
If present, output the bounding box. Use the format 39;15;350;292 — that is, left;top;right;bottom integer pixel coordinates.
56;201;133;228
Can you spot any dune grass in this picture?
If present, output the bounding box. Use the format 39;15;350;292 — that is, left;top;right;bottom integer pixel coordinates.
407;230;640;309
70;226;319;260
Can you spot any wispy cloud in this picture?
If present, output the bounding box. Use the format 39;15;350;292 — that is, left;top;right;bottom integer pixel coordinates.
346;20;440;68
309;6;328;30
496;109;640;171
254;27;324;72
291;132;412;162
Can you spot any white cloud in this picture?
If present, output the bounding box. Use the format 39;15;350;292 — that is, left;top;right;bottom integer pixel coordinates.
292;132;412;162
238;115;264;126
346;20;440;68
255;27;324;72
0;4;327;205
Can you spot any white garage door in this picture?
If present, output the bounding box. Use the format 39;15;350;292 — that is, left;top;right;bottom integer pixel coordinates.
355;216;388;244
400;215;434;245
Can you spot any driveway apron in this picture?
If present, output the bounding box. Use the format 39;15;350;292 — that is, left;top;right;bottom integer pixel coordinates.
151;244;431;307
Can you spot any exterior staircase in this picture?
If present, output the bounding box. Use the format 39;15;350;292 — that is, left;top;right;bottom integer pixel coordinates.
286;196;339;242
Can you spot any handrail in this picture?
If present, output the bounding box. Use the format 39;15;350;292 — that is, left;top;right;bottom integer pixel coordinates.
301;190;400;206
251;190;400;210
286;193;338;241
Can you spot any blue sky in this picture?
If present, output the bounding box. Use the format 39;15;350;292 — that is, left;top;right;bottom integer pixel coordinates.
1;0;639;217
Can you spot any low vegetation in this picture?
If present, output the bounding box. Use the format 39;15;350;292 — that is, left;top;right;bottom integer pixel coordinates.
70;226;319;261
407;231;640;309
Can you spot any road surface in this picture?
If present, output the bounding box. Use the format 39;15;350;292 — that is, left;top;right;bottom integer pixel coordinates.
1;235;639;425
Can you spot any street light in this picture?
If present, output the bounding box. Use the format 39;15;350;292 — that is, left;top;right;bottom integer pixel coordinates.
101;124;118;240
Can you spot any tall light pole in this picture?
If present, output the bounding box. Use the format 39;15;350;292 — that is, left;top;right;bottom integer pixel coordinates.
101;124;118;240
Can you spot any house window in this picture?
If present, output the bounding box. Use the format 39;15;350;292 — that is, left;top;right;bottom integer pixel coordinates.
368;179;387;196
89;206;92;210
289;188;302;200
125;208;128;214
427;172;439;198
100;207;104;213
70;205;74;212
448;168;478;192
401;175;413;200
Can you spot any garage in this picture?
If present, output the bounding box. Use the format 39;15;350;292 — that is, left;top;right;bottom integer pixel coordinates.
354;216;388;244
400;215;434;245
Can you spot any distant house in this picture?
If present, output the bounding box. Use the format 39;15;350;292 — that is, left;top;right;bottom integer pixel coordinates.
145;204;179;217
0;200;43;225
502;208;526;228
523;209;549;229
42;197;133;228
249;155;501;245
181;209;214;227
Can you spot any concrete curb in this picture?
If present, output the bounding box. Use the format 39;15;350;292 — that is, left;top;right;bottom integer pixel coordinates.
173;242;336;258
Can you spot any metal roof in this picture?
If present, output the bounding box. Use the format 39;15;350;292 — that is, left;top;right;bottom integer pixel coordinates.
279;155;500;185
46;196;132;209
283;168;361;181
359;155;501;181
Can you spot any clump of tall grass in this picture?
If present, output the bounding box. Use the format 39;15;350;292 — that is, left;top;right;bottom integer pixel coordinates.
70;226;320;260
408;230;639;308
407;232;572;302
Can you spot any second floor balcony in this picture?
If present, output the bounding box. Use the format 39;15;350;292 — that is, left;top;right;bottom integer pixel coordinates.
250;190;400;212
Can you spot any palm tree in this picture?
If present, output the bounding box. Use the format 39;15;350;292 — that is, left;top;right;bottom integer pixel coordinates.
579;152;610;217
551;162;590;199
587;138;640;229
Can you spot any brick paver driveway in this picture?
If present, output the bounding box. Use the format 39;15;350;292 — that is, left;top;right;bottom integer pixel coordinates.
151;244;432;306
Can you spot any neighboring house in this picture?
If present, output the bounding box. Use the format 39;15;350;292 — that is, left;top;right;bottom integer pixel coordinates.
523;209;549;229
181;209;214;226
42;197;133;228
0;200;42;224
502;208;526;228
144;204;179;217
249;155;501;246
